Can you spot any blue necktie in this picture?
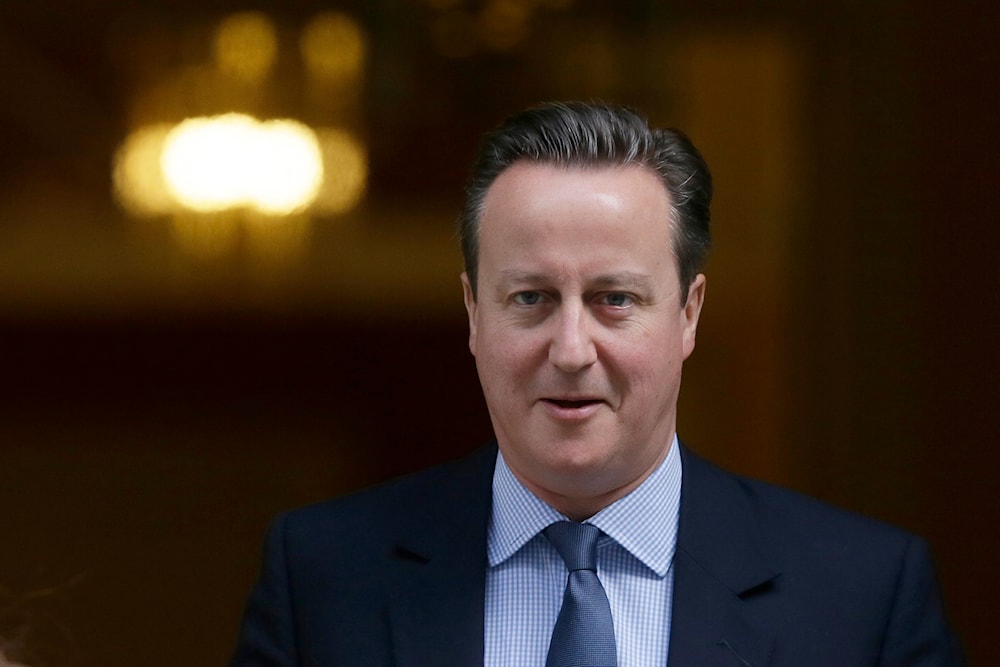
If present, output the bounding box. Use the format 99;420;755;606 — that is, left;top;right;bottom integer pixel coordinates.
544;521;617;667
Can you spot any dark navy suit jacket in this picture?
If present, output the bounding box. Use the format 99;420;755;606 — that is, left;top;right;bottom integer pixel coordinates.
229;444;964;666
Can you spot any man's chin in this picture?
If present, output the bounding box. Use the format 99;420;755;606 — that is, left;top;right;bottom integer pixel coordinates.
541;447;627;488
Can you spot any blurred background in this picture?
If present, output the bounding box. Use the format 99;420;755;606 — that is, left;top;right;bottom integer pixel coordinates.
1;0;997;664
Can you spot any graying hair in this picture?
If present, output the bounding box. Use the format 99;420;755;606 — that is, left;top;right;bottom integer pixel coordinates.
458;101;712;303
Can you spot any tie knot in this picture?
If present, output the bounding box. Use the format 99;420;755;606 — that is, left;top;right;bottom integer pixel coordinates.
544;521;601;572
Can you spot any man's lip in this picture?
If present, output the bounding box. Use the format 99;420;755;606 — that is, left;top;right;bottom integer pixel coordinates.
539;397;606;420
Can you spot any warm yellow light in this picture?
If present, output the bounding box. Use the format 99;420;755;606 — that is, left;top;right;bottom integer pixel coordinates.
171;212;240;259
214;11;278;81
300;11;366;82
113;124;174;217
245;213;311;263
160;113;324;215
314;128;367;214
161;114;254;212
253;120;326;215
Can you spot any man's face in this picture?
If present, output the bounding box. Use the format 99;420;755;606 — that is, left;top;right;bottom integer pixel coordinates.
462;162;705;518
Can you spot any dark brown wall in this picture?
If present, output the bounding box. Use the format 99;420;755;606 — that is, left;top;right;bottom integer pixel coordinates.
913;0;1000;661
2;314;491;666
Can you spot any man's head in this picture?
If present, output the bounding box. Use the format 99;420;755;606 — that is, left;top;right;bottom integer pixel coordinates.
460;102;713;520
459;101;712;303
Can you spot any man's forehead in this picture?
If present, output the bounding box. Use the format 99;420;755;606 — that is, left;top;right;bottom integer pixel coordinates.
494;159;660;182
482;161;670;211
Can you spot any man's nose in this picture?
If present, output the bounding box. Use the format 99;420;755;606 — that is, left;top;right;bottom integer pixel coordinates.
548;303;598;373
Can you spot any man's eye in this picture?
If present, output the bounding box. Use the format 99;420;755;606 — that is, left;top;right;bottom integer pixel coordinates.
512;291;543;306
603;293;634;307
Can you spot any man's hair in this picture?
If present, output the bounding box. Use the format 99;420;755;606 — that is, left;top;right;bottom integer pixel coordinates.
458;101;713;302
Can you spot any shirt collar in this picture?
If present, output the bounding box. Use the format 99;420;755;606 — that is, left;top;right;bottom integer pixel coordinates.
487;436;683;577
487;451;565;567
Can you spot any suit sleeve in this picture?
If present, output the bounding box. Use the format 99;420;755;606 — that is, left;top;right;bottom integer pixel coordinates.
229;515;298;667
879;536;965;667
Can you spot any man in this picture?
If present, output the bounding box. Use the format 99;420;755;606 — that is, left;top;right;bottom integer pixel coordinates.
229;102;963;666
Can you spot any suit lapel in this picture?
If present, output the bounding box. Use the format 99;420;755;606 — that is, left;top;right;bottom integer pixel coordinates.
377;443;779;666
384;445;497;667
668;446;779;667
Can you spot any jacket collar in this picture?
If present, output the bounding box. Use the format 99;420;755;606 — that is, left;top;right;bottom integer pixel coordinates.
384;444;497;667
668;445;780;666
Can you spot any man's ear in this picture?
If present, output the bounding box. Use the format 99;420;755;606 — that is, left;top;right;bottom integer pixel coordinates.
461;272;478;356
681;273;706;359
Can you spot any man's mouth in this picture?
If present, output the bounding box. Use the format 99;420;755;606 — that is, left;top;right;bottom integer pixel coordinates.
544;398;603;409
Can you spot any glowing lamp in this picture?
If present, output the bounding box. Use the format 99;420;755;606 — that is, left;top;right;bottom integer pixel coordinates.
160;113;324;215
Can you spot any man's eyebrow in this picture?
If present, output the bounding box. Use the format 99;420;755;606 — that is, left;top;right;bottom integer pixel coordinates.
497;269;550;285
496;270;656;290
590;272;656;291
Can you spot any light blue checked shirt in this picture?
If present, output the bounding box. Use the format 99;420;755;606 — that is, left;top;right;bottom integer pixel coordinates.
484;436;682;667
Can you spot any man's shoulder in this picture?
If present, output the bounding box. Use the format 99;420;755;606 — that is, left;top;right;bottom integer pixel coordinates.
675;444;966;665
679;444;922;565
